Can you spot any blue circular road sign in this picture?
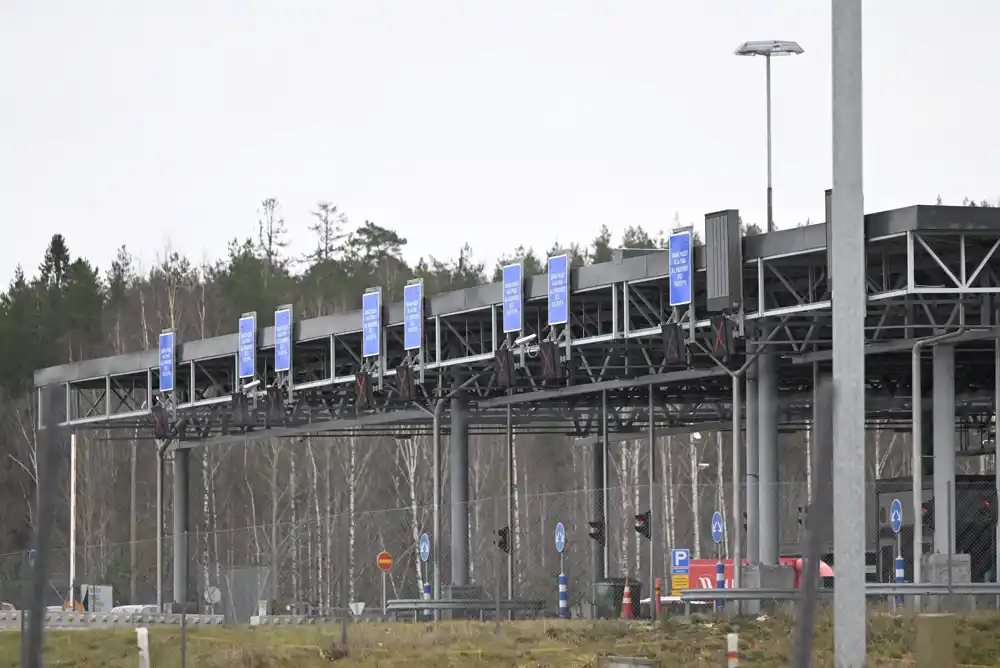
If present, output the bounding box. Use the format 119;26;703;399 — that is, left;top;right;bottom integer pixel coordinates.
889;498;903;534
419;533;431;563
554;522;566;553
711;511;724;544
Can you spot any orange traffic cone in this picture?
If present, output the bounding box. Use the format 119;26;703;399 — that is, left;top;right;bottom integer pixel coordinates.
621;575;633;619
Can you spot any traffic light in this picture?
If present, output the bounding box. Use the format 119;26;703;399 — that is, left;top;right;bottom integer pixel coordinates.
495;526;511;554
265;385;285;424
493;348;516;388
797;505;807;526
151;403;170;440
661;322;685;366
710;314;734;358
634;510;651;540
922;499;934;531
395;363;416;401
539;340;564;381
588;520;605;545
742;511;748;532
355;371;373;410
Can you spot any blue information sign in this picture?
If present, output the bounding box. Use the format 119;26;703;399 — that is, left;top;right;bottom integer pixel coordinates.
669;231;692;306
362;290;382;358
711;511;724;545
419;533;430;563
890;498;903;534
502;263;523;334
158;330;175;392
671;548;690;575
238;314;256;379
547;254;569;326
554;522;566;554
403;282;423;351
274;307;292;373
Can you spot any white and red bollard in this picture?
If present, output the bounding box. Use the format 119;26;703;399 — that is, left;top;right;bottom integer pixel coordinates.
654;577;662;620
621;575;633;619
727;633;739;667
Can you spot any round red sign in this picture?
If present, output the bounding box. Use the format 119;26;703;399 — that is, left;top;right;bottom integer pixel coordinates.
377;551;393;572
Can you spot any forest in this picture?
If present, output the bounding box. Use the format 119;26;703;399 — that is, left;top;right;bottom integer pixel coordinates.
0;195;992;613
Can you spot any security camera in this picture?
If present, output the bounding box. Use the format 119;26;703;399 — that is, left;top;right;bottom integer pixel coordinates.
514;333;537;347
242;379;261;392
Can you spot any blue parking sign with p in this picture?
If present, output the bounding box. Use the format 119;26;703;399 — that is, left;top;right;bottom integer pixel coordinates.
671;548;690;573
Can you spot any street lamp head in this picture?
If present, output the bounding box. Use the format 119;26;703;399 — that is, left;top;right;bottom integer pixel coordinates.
734;40;804;57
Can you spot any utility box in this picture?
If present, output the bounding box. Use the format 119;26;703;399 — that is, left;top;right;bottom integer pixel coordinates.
592;579;641;619
704;209;742;313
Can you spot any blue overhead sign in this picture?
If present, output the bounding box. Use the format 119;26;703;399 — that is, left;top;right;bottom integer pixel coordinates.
502;263;523;334
669;231;692;306
890;498;903;534
403;282;423;351
274;307;292;373
362;290;382;358
547;254;569;326
238;313;256;379
158;330;175;392
554;522;566;554
711;511;724;545
419;533;430;563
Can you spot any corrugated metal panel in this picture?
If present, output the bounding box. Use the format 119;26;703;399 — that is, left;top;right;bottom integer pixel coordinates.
705;209;742;312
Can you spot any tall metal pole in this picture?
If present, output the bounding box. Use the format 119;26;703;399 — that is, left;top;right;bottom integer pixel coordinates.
130;440;138;603
994;325;999;593
432;404;442;612
765;53;774;232
831;0;867;663
506;403;514;600
69;432;77;608
601;390;609;579
731;376;743;593
647;386;655;618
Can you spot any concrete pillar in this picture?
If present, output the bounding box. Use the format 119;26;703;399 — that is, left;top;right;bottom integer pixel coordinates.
745;341;759;564
757;343;779;565
915;614;956;668
933;344;956;555
172;447;189;607
450;390;470;585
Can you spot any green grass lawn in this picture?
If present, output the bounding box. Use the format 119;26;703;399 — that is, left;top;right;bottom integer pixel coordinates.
1;612;998;667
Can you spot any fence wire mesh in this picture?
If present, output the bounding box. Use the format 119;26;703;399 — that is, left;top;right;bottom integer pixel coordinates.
3;480;999;619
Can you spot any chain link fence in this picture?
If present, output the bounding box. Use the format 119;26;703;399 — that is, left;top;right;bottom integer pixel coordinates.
4;480;999;618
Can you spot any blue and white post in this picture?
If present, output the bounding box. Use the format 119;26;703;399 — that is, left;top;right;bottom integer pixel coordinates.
555;522;568;618
419;533;432;620
889;499;904;609
711;511;725;613
716;560;725;612
894;555;905;608
558;572;569;619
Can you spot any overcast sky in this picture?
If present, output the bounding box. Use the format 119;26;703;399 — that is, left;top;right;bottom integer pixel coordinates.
2;1;997;284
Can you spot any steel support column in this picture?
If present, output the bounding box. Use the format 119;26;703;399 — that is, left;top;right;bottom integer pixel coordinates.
506;403;514;599
831;0;867;661
450;388;470;586
172;447;190;608
745;340;760;564
933;344;956;555
757;339;779;565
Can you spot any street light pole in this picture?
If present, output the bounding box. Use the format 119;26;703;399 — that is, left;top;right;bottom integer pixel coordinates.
765;54;773;233
735;40;803;233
